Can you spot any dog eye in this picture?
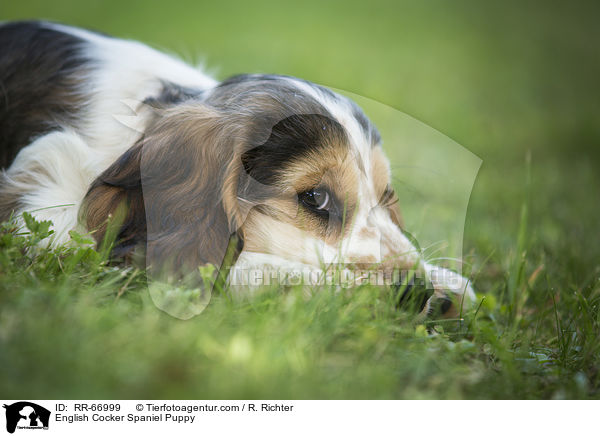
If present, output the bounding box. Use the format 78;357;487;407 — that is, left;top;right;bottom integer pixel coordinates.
299;188;331;211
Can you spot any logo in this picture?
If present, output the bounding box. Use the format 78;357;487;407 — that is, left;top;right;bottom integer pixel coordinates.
3;402;50;434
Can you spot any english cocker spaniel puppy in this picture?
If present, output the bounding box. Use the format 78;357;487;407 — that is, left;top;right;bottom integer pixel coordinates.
0;21;474;316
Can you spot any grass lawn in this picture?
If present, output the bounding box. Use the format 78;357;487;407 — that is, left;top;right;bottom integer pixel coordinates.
1;0;599;399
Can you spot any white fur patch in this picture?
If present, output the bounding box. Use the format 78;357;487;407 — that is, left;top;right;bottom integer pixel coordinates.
6;130;102;243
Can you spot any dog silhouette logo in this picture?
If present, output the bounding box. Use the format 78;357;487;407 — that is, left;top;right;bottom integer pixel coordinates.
3;402;50;433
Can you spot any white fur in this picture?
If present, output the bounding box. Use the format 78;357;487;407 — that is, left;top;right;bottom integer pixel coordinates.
6;130;102;244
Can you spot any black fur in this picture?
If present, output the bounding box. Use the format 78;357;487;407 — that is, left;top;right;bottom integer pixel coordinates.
241;113;348;185
0;21;91;168
142;80;204;108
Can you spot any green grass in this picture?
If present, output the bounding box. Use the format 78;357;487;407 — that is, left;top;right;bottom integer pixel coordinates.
0;209;598;399
1;0;599;399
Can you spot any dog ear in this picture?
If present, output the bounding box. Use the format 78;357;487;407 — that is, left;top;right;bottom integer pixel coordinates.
83;105;244;274
82;142;146;260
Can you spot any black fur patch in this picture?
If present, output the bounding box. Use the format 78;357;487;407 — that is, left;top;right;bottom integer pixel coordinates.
241;113;348;185
440;298;453;314
142;81;204;108
395;283;434;313
0;21;91;168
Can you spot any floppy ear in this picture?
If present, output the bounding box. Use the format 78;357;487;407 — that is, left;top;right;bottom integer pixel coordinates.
83;105;244;275
83;142;146;260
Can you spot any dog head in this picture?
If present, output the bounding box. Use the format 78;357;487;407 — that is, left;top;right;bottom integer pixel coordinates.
83;74;471;308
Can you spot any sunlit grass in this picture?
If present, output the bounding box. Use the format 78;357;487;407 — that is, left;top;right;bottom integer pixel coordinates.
0;209;598;399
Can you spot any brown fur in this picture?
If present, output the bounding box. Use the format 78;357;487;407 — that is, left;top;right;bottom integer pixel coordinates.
372;147;403;228
83;104;240;273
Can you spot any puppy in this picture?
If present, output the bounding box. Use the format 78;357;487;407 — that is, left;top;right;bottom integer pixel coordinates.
0;21;474;316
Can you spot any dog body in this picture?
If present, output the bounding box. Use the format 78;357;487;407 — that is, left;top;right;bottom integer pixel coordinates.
0;21;474;313
0;21;217;240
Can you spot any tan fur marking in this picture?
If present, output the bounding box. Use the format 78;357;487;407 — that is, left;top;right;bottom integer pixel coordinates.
371;146;403;228
371;147;391;200
263;140;361;245
358;227;377;239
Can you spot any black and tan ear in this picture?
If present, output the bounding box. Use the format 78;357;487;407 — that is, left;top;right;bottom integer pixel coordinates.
82;105;244;276
83;143;146;260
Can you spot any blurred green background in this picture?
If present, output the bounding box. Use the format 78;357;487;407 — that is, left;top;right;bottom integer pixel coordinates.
2;0;599;399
